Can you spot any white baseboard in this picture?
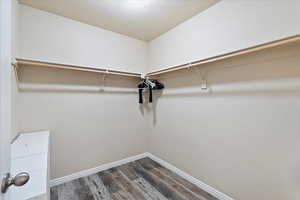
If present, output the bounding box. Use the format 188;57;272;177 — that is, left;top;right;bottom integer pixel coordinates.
50;152;234;200
49;153;148;187
145;152;235;200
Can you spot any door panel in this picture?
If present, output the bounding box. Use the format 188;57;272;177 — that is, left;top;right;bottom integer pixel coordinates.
0;0;13;199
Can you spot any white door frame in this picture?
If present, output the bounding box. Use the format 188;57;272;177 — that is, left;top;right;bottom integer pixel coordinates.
0;0;13;199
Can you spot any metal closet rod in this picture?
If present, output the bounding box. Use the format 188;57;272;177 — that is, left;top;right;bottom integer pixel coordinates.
15;59;142;78
146;34;300;76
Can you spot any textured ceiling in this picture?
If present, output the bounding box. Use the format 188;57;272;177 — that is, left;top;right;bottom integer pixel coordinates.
19;0;220;41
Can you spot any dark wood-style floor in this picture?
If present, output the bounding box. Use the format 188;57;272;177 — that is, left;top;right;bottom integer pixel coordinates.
51;157;219;200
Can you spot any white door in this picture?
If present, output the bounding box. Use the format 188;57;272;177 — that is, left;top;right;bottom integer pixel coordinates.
1;0;13;199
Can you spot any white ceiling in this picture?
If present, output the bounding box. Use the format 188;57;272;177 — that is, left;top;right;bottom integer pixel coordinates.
19;0;220;41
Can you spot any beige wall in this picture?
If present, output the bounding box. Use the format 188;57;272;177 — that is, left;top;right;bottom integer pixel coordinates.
17;66;148;179
15;5;149;170
148;41;300;200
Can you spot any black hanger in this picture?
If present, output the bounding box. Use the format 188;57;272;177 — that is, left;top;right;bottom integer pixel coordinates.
137;79;164;104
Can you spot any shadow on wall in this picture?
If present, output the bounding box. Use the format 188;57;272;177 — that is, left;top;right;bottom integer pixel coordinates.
17;65;166;123
155;40;300;97
139;90;162;126
18;65;140;94
143;41;300;126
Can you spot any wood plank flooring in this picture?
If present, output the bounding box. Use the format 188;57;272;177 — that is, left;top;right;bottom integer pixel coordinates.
50;158;219;200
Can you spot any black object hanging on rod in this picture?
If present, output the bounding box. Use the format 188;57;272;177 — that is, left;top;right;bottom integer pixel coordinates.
137;78;164;104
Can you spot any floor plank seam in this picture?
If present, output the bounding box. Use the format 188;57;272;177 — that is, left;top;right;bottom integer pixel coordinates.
118;169;153;200
153;168;210;200
134;161;202;200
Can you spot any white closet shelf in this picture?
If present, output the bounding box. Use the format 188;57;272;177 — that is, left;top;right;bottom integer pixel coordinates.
13;58;142;78
147;34;300;76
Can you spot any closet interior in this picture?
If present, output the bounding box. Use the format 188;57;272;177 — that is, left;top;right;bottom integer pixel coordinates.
1;1;300;200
